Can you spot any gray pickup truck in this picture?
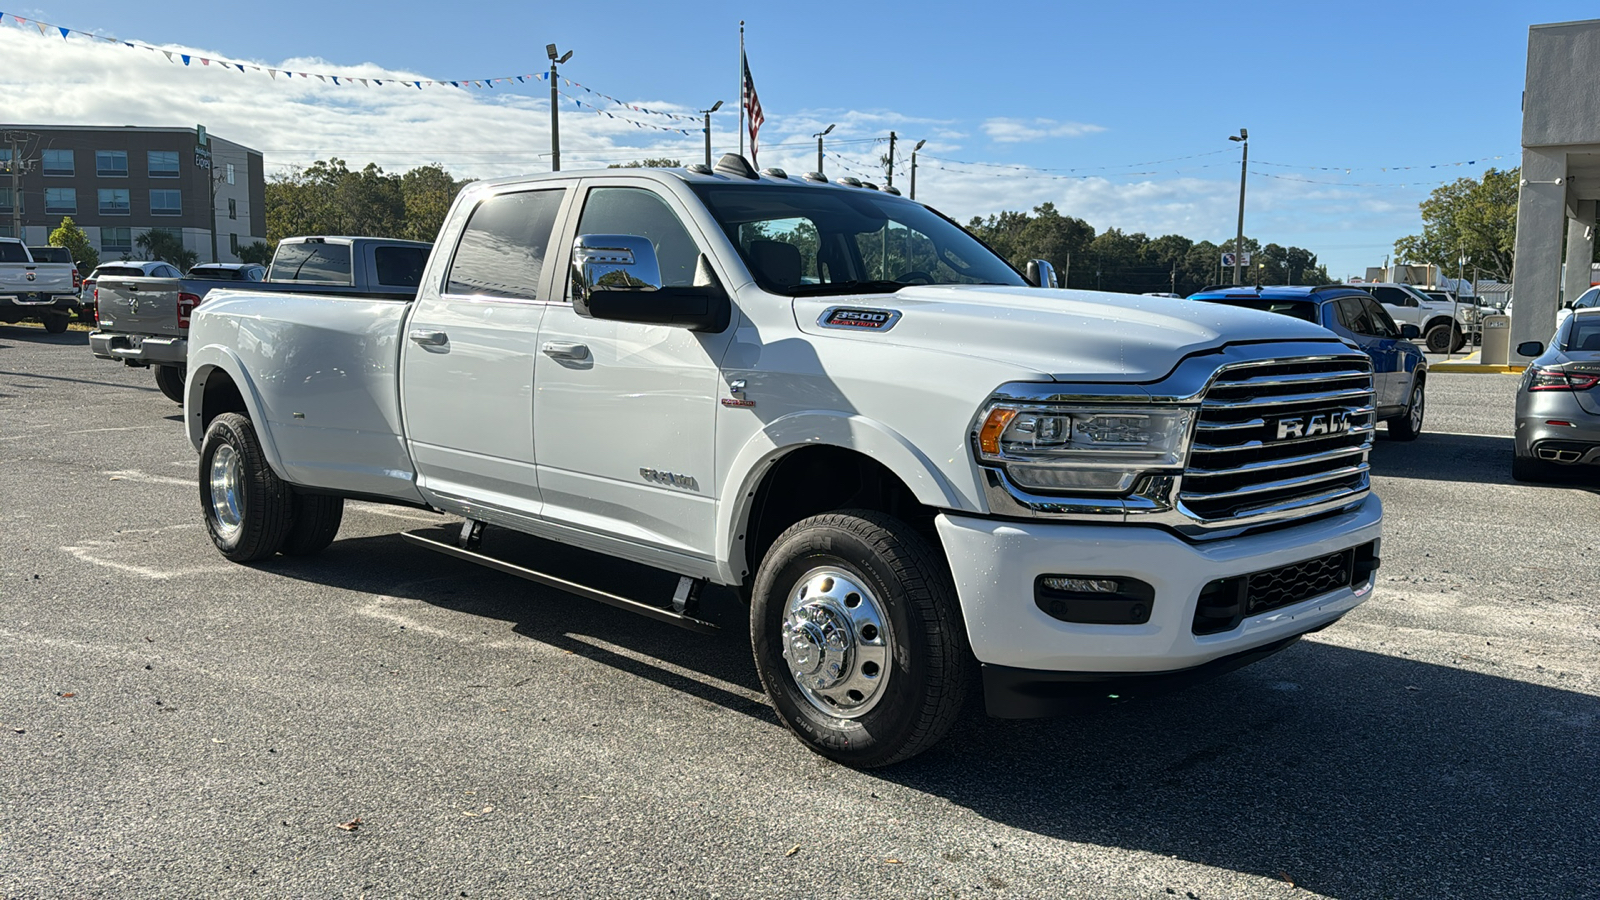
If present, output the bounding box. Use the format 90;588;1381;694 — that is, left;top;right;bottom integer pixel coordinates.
0;238;81;333
90;236;431;402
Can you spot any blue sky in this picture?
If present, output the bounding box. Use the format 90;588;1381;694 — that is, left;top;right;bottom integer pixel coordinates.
1;0;1593;276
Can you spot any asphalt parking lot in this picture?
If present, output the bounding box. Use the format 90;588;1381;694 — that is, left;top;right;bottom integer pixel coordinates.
2;325;1597;899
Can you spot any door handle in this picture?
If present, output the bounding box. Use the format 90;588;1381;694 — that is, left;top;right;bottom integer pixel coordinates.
408;329;448;346
542;341;589;360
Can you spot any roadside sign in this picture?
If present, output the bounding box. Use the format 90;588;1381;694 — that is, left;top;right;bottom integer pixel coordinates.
1221;252;1252;268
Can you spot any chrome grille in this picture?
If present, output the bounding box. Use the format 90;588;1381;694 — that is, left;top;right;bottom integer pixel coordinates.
1180;357;1374;527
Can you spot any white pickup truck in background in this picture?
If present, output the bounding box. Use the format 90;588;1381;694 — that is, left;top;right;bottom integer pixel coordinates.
184;157;1385;766
0;237;81;333
90;236;432;402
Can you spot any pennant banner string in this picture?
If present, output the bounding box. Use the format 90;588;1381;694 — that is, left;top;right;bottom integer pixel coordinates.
555;87;698;135
1253;155;1509;173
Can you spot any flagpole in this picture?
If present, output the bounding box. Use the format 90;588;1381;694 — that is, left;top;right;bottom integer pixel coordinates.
739;21;746;159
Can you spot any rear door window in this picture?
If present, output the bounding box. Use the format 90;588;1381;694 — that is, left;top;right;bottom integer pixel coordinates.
374;246;430;288
270;242;353;285
444;189;566;300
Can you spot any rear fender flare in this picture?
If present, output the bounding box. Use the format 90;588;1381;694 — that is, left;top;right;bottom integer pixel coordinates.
185;345;288;481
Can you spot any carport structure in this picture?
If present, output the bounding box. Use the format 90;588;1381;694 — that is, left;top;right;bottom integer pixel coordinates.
1514;18;1600;359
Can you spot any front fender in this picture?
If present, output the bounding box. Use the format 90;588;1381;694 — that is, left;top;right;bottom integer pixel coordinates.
185;344;287;480
713;411;980;584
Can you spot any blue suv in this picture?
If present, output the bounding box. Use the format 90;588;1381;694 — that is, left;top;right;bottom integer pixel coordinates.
1189;285;1428;440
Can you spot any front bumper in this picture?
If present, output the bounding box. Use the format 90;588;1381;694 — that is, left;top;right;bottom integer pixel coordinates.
88;331;187;366
936;494;1383;708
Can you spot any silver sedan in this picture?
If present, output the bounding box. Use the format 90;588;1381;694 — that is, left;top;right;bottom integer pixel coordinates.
1514;307;1600;481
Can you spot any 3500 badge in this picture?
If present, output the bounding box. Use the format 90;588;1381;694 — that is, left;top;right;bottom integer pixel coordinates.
818;307;902;332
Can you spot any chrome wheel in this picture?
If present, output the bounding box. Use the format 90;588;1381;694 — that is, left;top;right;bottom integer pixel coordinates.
1408;385;1424;431
208;444;243;540
780;566;894;718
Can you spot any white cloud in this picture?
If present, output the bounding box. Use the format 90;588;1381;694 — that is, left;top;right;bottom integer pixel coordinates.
982;117;1107;143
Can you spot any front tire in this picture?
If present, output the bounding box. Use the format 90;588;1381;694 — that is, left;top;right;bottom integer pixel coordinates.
154;365;185;404
1424;323;1464;353
1388;376;1425;441
750;510;970;768
200;413;293;562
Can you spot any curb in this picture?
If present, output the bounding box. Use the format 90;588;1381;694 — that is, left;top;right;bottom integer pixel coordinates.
1429;362;1524;374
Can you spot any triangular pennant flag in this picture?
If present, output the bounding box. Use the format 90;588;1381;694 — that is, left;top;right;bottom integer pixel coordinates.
268;69;277;79
516;75;524;83
331;76;340;84
236;64;245;73
315;74;325;82
35;21;47;36
201;58;210;65
58;25;69;39
374;79;382;85
413;81;421;89
358;78;367;86
181;54;191;65
162;50;173;62
12;15;25;25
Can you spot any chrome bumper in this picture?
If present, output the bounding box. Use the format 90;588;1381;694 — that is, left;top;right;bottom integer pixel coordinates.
88;331;187;366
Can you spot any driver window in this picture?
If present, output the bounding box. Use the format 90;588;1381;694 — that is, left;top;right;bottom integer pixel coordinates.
1361;298;1399;338
1336;297;1375;335
576;187;701;288
852;220;947;283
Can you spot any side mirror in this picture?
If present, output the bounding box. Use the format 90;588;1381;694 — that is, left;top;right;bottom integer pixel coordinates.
1400;323;1421;340
1025;259;1058;288
1517;341;1545;357
571;235;730;332
1561;301;1574;310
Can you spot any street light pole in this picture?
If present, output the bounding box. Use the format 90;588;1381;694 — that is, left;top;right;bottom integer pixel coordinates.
1229;128;1248;285
813;124;834;175
546;44;573;172
910;139;926;200
885;131;896;189
700;100;723;167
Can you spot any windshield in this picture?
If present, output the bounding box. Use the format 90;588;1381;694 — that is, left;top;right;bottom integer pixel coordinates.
691;184;1026;295
1194;295;1318;323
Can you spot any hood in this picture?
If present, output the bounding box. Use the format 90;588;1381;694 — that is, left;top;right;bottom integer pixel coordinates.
793;285;1346;383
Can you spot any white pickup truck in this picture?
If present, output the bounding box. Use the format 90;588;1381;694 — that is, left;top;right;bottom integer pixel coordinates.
185;157;1384;766
0;237;80;333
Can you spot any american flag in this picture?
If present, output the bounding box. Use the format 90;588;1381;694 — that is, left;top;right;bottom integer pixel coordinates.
742;53;764;166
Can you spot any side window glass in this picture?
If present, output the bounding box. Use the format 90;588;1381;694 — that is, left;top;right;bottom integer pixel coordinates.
576;187;701;288
375;246;430;288
1372;287;1399;306
445;189;566;300
1332;298;1358;331
1362;299;1399;338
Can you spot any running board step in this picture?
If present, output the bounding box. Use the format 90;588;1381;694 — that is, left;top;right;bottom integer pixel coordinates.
400;528;718;634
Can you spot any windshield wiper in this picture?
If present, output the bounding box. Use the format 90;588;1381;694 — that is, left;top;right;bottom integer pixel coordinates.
786;280;908;296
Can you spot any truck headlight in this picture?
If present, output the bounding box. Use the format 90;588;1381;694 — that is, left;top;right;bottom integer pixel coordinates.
974;405;1195;494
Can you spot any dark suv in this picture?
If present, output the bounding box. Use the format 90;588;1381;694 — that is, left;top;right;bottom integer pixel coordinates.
1189;285;1429;440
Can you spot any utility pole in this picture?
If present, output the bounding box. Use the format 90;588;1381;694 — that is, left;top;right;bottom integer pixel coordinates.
701;100;723;167
885;131;896;188
910;139;926;200
1170;260;1177;295
4;131;35;240
1062;251;1071;289
547;44;573;172
1229;128;1248;285
813;124;834;176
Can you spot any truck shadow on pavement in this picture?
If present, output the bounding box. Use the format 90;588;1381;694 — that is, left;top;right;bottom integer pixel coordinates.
270;531;1598;898
1372;430;1599;491
0;325;89;346
892;641;1599;899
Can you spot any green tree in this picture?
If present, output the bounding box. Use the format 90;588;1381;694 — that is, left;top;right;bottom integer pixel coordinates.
237;240;273;265
607;158;683;168
1394;167;1518;284
48;216;98;274
265;158;469;247
966;203;1095;283
399;164;467;244
134;229;198;271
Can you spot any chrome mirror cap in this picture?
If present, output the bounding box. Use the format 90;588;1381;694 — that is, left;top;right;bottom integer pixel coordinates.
1027;259;1058;289
571;234;662;312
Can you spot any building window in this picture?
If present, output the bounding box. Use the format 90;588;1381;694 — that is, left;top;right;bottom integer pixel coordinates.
226;163;236;185
42;149;74;176
96;150;129;177
228;198;237;220
0;224;14;239
152;226;183;241
98;188;131;215
101;226;132;253
0;187;13;212
230;234;239;255
148;150;180;178
45;188;76;214
0;149;11;171
150;190;182;216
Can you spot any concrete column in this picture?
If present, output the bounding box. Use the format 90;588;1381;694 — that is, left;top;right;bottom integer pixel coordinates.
1511;147;1569;359
1563;199;1596;305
